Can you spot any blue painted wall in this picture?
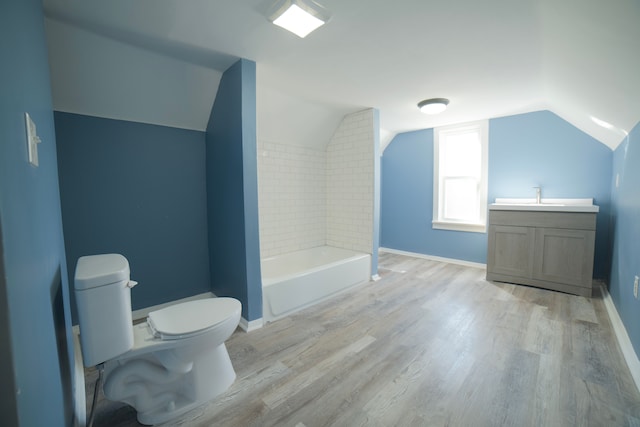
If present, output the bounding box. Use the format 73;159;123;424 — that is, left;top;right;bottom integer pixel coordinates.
381;128;487;262
205;59;262;321
609;121;640;356
55;113;211;321
0;0;74;425
381;110;612;278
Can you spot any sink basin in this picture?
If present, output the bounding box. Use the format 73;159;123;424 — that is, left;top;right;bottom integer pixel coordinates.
490;198;599;213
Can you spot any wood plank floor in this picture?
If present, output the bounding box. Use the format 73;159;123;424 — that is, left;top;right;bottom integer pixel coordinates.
87;253;640;426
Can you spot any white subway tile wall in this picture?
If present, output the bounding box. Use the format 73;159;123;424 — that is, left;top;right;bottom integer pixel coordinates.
326;109;375;254
257;109;375;258
257;140;327;258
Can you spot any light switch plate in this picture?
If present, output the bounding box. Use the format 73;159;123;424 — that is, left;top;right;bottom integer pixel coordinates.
25;112;41;167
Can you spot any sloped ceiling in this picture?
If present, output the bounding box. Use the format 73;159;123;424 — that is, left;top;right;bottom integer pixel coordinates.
43;0;639;150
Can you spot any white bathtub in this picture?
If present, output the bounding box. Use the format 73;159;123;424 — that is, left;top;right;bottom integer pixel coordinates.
261;246;371;322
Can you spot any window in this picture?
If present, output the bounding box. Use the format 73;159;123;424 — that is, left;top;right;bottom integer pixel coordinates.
433;120;488;233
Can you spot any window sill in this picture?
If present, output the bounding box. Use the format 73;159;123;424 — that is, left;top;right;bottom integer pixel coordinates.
432;220;486;233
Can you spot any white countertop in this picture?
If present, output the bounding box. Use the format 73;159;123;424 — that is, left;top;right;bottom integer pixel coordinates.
489;198;600;213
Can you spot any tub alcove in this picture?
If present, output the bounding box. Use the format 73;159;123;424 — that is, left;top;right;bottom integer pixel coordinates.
257;108;380;322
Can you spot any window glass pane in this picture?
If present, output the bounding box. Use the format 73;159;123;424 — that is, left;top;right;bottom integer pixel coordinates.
442;131;481;177
443;177;479;221
433;120;487;232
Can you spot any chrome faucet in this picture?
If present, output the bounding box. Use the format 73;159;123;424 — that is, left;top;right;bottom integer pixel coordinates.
533;186;541;204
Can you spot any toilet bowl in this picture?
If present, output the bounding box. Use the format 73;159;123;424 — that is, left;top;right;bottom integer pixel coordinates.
74;254;241;425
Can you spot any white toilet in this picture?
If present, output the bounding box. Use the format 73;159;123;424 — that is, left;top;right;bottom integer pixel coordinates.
74;253;241;425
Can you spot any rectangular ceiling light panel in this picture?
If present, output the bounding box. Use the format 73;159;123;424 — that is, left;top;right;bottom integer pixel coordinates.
270;0;329;38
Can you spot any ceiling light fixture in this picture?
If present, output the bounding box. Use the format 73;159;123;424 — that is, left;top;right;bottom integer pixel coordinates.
418;98;450;115
269;0;330;38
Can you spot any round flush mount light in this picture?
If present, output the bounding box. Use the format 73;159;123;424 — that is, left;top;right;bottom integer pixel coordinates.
418;98;449;114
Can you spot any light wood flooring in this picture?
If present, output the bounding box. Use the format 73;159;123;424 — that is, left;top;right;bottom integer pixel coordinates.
87;252;640;426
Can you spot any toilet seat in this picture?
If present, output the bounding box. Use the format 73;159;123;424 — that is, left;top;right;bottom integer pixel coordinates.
147;298;241;340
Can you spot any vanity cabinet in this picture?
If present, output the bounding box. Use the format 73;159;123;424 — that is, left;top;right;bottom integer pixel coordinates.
486;210;596;297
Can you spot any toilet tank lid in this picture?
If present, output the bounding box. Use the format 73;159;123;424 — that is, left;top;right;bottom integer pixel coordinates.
147;298;241;338
75;254;130;290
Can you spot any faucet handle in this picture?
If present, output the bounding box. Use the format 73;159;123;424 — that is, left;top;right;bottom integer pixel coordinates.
532;186;542;203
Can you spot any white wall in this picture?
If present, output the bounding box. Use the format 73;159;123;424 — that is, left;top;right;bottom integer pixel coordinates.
257;140;326;258
326;109;375;254
257;109;376;259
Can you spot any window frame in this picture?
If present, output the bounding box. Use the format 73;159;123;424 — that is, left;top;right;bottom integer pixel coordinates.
432;120;488;233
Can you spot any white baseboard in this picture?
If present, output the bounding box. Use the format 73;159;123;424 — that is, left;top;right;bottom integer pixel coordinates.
600;283;640;393
239;317;263;332
379;247;486;269
73;328;86;427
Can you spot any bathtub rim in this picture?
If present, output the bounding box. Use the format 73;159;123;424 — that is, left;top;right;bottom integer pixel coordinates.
261;246;371;287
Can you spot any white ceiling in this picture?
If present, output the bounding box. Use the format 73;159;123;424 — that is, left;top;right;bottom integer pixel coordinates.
43;0;640;150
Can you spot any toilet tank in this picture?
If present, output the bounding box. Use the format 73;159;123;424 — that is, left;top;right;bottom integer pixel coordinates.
74;254;135;367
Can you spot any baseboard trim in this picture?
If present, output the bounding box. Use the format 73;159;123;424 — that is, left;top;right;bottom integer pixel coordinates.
73;328;86;427
600;283;640;393
240;317;263;332
379;247;486;269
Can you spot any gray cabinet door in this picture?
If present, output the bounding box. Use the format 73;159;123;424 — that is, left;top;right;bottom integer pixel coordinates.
532;228;596;287
487;225;535;278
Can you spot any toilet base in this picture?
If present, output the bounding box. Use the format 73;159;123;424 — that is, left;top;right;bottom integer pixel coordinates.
104;344;237;426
